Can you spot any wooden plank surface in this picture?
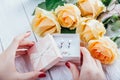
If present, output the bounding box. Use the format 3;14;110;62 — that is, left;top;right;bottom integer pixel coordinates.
20;0;42;21
20;0;44;40
0;39;3;53
0;0;36;49
49;66;73;80
0;0;51;80
103;56;120;80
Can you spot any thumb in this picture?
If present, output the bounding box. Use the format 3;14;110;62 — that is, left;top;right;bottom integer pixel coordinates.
65;62;80;80
80;47;93;64
17;71;46;80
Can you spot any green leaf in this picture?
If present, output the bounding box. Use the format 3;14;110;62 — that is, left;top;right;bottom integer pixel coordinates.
111;34;120;48
45;0;66;11
103;17;112;29
111;20;120;31
115;38;120;48
38;2;47;10
32;10;35;15
32;0;66;15
65;0;78;4
61;27;76;33
32;2;46;15
103;14;120;29
101;0;112;6
118;0;120;3
103;17;111;25
111;14;120;22
111;35;120;42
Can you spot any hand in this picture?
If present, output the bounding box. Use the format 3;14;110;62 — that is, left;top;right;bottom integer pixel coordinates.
65;47;106;80
0;32;46;80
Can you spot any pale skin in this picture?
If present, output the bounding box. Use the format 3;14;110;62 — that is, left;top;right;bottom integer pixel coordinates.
0;32;106;80
66;47;106;80
0;32;46;80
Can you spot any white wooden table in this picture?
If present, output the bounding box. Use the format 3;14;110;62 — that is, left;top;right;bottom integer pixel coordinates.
0;0;120;80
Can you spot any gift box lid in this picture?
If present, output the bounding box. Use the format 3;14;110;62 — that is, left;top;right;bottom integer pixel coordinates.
28;34;62;71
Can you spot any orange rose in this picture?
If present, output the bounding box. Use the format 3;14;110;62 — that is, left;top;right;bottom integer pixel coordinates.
76;18;106;42
32;7;61;37
55;4;81;29
88;37;118;64
77;0;106;18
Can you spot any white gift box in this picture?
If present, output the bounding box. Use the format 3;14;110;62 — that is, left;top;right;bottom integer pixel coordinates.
53;34;80;65
28;34;80;71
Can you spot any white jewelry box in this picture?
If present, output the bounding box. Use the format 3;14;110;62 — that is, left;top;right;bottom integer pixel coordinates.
53;34;80;65
28;34;62;71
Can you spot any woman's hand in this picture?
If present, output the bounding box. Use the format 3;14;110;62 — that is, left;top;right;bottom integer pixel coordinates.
0;32;46;80
65;47;106;80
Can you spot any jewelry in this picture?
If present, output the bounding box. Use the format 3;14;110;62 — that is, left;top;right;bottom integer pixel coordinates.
68;40;72;48
60;39;64;48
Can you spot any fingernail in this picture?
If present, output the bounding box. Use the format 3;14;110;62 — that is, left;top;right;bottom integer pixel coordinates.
65;62;70;68
80;52;83;65
38;73;46;78
26;31;31;33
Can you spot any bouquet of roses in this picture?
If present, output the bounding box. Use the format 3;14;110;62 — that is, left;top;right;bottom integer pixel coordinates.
31;0;120;65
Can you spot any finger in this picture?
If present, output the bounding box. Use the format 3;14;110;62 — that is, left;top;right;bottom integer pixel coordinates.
80;47;93;64
80;47;98;69
65;62;80;80
18;40;34;49
95;59;103;70
80;52;83;66
16;50;27;57
18;71;46;80
94;59;106;79
18;46;32;50
5;32;31;58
